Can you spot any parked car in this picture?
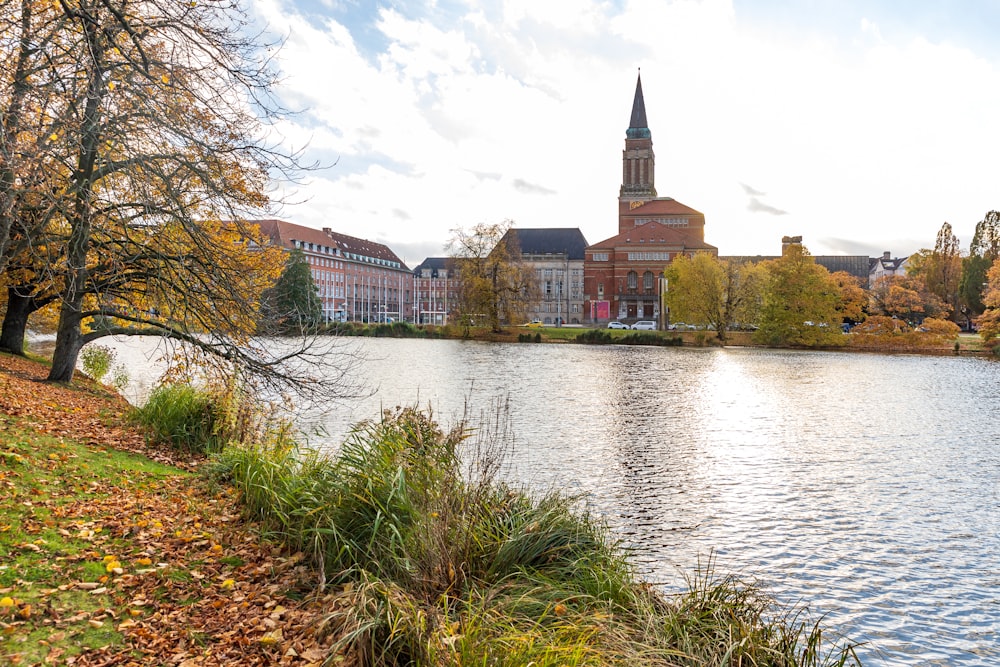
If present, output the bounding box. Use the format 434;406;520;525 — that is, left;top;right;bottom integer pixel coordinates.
607;321;629;329
524;319;544;328
632;320;657;330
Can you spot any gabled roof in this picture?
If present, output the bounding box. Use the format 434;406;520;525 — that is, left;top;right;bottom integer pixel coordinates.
413;257;454;275
588;221;717;251
505;228;589;259
252;219;409;270
254;219;332;249
622;198;704;217
325;228;408;268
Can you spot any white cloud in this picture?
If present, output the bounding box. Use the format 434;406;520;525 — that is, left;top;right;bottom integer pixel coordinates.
251;0;1000;260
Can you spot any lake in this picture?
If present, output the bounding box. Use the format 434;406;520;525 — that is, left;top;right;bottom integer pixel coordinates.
101;335;1000;666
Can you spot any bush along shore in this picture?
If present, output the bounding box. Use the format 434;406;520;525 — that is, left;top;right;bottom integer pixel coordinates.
1;352;862;666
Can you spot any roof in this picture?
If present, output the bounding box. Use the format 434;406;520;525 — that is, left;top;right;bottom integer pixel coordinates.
588;220;717;252
252;219;409;270
621;198;704;217
505;228;589;259
413;257;454;275
720;254;871;282
627;72;650;139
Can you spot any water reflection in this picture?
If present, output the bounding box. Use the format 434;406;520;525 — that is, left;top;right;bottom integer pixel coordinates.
100;336;999;666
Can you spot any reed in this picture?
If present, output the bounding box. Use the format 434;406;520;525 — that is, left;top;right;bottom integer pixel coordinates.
213;406;861;666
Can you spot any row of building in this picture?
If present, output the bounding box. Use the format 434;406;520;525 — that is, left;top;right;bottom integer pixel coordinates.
253;74;909;326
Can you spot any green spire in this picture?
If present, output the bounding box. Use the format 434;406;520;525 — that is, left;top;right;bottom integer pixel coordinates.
627;70;651;139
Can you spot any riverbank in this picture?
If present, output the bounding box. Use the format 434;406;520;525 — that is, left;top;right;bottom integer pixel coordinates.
333;320;994;358
0;352;335;665
1;351;862;666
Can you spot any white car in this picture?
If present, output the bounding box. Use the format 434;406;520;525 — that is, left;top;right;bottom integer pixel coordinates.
607;321;629;329
632;320;657;330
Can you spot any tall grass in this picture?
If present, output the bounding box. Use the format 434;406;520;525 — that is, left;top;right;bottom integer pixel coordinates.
213;406;861;666
132;378;288;454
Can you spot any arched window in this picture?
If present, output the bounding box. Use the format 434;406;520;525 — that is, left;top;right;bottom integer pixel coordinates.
627;271;638;289
643;271;655;290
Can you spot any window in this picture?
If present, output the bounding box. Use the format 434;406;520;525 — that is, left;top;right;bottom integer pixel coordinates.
597;282;604;295
592;253;609;262
643;271;654;290
627;271;637;289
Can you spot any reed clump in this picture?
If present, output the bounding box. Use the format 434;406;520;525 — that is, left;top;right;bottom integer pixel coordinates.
211;406;861;666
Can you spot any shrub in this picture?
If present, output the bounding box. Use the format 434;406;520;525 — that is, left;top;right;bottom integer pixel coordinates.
215;407;860;666
132;379;272;454
575;329;613;344
80;344;116;382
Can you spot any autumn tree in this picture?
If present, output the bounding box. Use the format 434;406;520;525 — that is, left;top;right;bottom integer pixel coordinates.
869;274;949;323
448;220;539;333
753;242;844;347
959;211;1000;322
975;259;1000;340
908;222;962;319
260;248;323;334
829;271;867;325
0;0;322;393
663;252;763;343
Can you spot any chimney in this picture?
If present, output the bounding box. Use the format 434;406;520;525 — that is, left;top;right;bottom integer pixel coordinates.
781;235;803;255
883;251;891;260
323;227;332;234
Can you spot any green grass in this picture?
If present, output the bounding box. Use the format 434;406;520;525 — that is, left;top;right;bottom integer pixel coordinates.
213;406;862;666
0;418;184;665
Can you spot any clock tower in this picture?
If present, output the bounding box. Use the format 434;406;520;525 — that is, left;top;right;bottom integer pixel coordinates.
620;71;656;211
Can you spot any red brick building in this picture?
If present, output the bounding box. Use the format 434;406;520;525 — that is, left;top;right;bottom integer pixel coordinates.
584;73;717;325
254;219;413;323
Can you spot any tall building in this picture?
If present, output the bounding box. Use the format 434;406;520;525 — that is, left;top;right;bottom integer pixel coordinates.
412;257;458;325
254;219;413;323
502;227;589;325
584;73;717;324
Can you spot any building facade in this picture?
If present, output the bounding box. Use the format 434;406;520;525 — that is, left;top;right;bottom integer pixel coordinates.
869;251;909;286
584;73;718;325
503;228;589;325
255;219;413;323
412;257;458;325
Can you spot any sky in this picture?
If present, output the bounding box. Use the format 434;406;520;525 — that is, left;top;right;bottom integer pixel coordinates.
247;0;1000;267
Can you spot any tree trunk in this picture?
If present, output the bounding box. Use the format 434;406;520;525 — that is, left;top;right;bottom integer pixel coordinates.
47;297;84;383
48;14;105;384
0;288;33;355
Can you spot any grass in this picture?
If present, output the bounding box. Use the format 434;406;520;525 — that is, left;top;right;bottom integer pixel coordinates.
0;417;185;665
213;405;862;666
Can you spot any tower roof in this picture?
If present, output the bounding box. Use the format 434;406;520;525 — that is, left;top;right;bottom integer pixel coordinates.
627;71;651;139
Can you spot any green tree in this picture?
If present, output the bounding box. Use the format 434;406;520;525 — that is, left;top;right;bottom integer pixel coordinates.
908;222;962;320
959;211;1000;323
753;243;844;347
664;252;763;343
261;249;322;333
448;220;539;333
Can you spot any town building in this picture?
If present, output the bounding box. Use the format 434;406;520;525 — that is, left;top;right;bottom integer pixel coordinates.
584;73;718;325
412;257;458;325
503;227;589;325
254;219;413;323
722;236;873;286
869;251;909;286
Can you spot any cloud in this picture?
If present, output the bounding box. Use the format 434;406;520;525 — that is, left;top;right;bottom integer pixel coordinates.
467;169;502;182
512;179;556;195
746;197;788;216
740;183;787;215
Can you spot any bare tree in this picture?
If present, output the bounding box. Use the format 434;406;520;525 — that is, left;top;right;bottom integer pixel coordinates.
447;220;539;333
